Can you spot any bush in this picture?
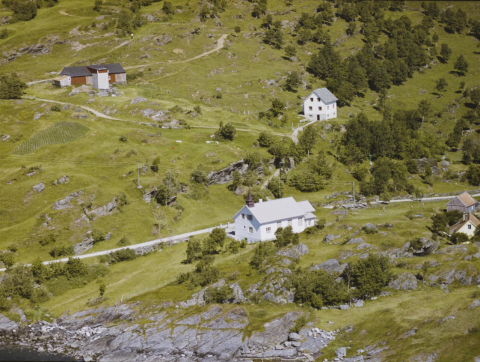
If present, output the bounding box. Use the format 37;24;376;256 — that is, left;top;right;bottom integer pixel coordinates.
193;105;202;114
0;29;8;39
0;252;15;269
205;285;234;304
92;228;105;244
215;121;236;141
50;104;61;112
343;255;392;299
7;244;19;252
119;135;128;142
177;256;220;288
151;156;161;172
39;233;56;246
288;170;324;192
49;245;74;257
110;249;136;263
450;232;469;244
234;26;241;33
304;219;326;234
30;285;51;303
275;226;299;247
0;73;27;99
250;241;275;269
290;315;307;333
226;240;241;254
117;236;131;246
126;71;144;81
1;266;34;299
191;164;209;185
257;132;275;148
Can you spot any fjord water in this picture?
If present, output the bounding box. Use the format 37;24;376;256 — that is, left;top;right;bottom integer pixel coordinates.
0;346;75;361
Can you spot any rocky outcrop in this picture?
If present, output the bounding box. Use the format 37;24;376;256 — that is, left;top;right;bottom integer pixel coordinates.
346;237;364;245
74;236;94;255
207;160;249;185
85;198;117;220
0;305;335;362
33;182;45;193
323;234;342;243
405;238;439;256
52;191;83;210
389;273;417;290
310;259;346;274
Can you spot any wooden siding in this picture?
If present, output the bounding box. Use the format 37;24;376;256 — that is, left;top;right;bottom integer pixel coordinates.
71;76;87;85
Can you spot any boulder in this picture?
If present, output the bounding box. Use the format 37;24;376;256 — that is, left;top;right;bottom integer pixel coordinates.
346;238;364;245
389;273;417;290
363;223;378;233
33;182;45;193
469;299;480;309
276;248;300;260
288;332;302;341
354;300;364;308
0;314;18;332
292;243;309;255
130;97;147;104
310;259;343;274
323;234;341;243
336;347;347;358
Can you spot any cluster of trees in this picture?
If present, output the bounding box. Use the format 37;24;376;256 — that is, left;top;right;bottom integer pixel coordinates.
307;10;438;105
431;210;463;236
339;110;446;165
0;73;27;99
2;0;59;22
215;121;236;141
0;258;108;311
200;0;227;22
288;255;392;308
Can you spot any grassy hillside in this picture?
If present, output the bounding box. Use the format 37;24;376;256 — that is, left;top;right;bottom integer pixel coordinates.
1;1;480;361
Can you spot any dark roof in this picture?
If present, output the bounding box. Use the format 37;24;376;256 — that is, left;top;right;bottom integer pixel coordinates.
312;88;338;103
89;63;126;74
60;66;91;77
60;63;126;77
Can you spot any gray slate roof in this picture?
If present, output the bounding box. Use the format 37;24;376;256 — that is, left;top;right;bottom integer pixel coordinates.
234;197;315;224
60;63;126;77
88;63;126;74
60;66;91;77
312;88;338;103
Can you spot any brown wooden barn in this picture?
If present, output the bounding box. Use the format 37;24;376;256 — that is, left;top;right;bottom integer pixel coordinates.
446;192;479;213
54;63;127;88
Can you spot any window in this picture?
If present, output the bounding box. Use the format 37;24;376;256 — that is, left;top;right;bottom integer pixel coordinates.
241;214;245;219
243;226;246;229
288;219;292;226
266;227;271;233
327;106;330;110
468;224;472;230
298;218;303;226
310;98;313;102
333;104;335;109
248;227;253;234
317;98;321;102
247;214;253;221
309;106;312;111
277;222;281;228
318;106;322;111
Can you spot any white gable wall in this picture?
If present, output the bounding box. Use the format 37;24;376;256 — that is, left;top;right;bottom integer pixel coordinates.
234;206;314;243
93;72;110;90
303;92;337;121
455;221;477;237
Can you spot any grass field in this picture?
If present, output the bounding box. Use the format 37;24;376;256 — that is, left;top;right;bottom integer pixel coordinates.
2;1;480;360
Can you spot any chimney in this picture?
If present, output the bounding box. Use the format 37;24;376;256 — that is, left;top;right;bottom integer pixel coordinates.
259;199;263;203
246;190;255;207
463;212;467;221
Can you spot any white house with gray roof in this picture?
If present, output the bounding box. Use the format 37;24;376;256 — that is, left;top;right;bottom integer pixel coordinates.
233;193;317;243
302;88;338;121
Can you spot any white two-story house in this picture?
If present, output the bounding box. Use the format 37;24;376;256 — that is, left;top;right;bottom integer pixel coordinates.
302;88;338;121
233;193;317;243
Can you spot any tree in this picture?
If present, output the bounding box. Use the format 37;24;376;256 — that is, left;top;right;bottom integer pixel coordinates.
234;26;241;33
346;22;356;36
92;228;105;244
471;89;480;108
191;164;209;185
99;283;106;297
0;73;27;99
151;156;161;172
466;164;480;186
257;132;275;147
440;43;452;63
436;78;448;93
163;1;174;15
285;71;301;92
270;98;286;116
264;28;284;49
417;99;431;124
199;5;210;22
454;54;469;75
93;0;102;11
298;125;317;155
216;121;236;140
185;237;203;263
285;45;296;58
0;252;15;270
230;170;242;191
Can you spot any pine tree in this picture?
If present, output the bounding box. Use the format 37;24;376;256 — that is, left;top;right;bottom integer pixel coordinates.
454;54;469;75
440;43;452;63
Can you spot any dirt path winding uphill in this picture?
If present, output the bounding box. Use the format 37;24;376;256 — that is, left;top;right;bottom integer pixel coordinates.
125;34;228;70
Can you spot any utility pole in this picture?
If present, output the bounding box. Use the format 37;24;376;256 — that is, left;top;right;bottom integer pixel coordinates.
137;163;142;189
323;121;325;141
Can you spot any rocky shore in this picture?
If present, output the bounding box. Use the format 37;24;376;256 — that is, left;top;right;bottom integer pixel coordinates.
0;304;337;362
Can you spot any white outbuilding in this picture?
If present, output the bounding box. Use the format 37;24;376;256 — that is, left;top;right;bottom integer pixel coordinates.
449;213;480;238
233;192;317;243
302;87;338;121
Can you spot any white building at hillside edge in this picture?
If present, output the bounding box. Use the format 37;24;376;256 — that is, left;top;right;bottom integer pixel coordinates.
233;193;317;243
302;87;338;121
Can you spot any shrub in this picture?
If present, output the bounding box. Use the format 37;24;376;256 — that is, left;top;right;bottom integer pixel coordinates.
50;104;61;112
49;245;74;257
0;29;8;39
450;232;469;244
117;192;129;208
234;26;241;33
99;283;106;297
63;258;88;278
1;266;34;299
215;121;236;140
257;132;275;147
126;71;144;81
110;249;136;263
227;240;241;254
92;228;105;244
30;285;51;303
275;226;299;247
117;236;131;246
205;285;234;303
0;252;15;269
249;241;275;269
290;315;307;333
119;135;128;142
191;164;209;185
0;73;27;99
39;233;56;246
7;244;19;252
343;255;392;299
288;170;324;192
177;256;220;288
